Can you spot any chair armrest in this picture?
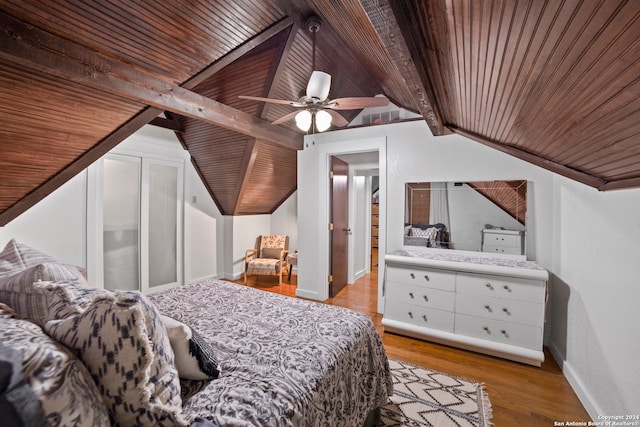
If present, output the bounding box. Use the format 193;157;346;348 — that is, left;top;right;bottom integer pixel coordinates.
280;249;289;263
245;249;258;262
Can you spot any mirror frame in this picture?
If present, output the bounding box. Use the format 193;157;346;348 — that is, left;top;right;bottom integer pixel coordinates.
404;180;528;256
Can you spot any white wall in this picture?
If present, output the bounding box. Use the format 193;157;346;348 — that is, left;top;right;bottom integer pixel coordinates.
299;119;639;417
219;191;298;280
0;170;87;266
351;175;369;280
549;176;640;416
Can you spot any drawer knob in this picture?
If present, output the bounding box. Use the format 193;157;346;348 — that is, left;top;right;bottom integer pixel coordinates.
484;305;492;312
501;330;509;337
424;275;430;281
423;295;429;302
409;292;414;299
483;326;490;333
503;285;512;292
408;311;413;319
410;273;415;279
485;283;494;290
502;307;511;315
422;314;428;322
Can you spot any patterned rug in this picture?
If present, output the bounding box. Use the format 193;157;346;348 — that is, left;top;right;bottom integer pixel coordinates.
378;359;493;427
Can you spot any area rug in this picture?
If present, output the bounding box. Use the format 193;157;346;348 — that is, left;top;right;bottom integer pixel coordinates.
378;359;493;427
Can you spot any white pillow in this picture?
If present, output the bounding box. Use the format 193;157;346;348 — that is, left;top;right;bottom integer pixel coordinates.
161;315;220;381
411;227;439;247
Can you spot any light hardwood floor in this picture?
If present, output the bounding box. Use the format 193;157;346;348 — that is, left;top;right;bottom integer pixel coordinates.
238;262;590;426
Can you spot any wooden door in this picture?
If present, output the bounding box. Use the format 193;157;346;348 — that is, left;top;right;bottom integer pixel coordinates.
330;156;349;297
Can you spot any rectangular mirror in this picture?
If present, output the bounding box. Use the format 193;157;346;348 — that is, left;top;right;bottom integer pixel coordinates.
404;181;527;256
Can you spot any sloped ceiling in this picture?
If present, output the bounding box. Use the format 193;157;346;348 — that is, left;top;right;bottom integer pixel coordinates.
2;0;640;226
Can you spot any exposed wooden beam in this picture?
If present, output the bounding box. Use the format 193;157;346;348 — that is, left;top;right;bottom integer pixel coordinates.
0;12;302;150
233;139;259;215
449;125;606;190
0;107;162;226
360;0;446;136
149;117;184;132
260;20;300;119
598;177;640;191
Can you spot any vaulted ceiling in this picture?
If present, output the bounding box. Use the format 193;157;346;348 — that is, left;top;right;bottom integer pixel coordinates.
2;1;640;226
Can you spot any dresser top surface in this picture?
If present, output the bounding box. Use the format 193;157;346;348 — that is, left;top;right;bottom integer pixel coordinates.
389;249;545;272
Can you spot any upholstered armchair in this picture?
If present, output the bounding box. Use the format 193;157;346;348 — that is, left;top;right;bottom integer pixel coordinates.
244;235;289;285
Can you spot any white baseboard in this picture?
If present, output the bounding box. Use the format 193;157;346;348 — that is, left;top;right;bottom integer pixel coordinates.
295;288;321;300
548;342;600;420
186;273;218;284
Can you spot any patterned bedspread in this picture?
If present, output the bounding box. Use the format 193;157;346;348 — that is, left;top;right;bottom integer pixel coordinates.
149;280;393;426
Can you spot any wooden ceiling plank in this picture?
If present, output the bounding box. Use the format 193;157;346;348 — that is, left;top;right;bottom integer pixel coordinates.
0;12;302;151
449;124;605;189
512;1;637;151
0;107;161;226
360;0;445;136
260;20;300;119
182;16;294;89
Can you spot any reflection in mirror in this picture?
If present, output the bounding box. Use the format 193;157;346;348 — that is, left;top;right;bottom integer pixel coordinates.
404;181;527;255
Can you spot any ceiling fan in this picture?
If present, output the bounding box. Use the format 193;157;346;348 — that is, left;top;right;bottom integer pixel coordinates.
239;16;389;132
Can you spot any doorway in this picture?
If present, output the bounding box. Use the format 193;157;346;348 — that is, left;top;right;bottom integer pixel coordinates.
332;151;380;294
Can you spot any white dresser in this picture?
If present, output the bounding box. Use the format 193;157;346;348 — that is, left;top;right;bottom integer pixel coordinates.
382;250;548;366
481;228;525;255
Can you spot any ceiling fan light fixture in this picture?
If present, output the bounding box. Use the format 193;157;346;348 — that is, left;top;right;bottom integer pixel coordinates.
307;71;331;101
315;109;332;132
295;110;312;131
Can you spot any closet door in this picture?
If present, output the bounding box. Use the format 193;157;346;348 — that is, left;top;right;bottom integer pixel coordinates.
90;154;183;293
140;159;183;294
102;155;140;291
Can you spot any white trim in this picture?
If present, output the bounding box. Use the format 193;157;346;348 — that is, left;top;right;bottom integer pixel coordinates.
86;160;104;288
549;342;600;420
303;136;387;309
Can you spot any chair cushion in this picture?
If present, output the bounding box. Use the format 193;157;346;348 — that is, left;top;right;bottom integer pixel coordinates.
247;258;282;275
45;290;187;427
261;247;284;259
0;303;110;427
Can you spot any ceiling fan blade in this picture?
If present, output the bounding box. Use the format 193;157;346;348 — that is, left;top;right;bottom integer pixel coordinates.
328;97;390;110
239;95;296;106
326;109;349;127
271;110;300;125
306;71;331;101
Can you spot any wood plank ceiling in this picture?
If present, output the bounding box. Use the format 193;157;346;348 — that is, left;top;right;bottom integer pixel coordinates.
1;0;640;226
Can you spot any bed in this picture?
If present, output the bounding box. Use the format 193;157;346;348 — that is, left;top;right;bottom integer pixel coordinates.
148;279;393;426
0;239;392;426
404;222;450;249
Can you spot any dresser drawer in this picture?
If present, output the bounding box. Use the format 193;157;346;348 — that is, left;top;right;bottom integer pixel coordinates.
482;245;522;255
385;301;454;332
388;283;454;311
456;272;545;302
386;266;456;291
455;293;543;326
455;314;542;350
483;232;521;248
